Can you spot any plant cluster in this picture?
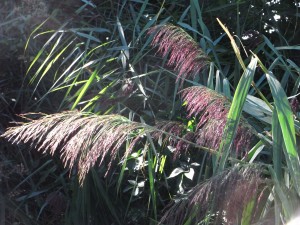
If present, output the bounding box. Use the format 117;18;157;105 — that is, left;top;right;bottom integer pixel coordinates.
1;0;300;225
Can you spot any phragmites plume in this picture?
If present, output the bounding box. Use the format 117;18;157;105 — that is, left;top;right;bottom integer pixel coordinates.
151;120;196;159
290;97;299;114
181;86;257;155
1;111;150;184
159;165;268;225
148;24;210;85
1;111;205;184
152;120;186;146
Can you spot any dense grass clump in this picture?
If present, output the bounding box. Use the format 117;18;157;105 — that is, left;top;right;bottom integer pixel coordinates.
1;1;299;224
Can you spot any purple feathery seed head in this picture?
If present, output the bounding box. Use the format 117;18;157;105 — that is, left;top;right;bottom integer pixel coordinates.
1;111;150;184
148;24;210;86
151;121;200;160
152;121;197;159
180;86;257;156
152;120;186;147
290;97;299;114
174;131;196;159
159;166;268;225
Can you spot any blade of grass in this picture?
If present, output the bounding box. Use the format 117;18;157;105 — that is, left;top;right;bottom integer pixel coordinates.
30;32;65;86
132;0;149;41
33;39;74;92
217;19;272;109
272;107;283;182
244;140;265;163
215;70;221;93
81;79;117;112
217;57;257;172
24;16;51;53
223;78;231;98
146;139;157;221
268;166;293;220
190;0;198;40
207;62;214;89
117;17;129;70
255;54;300;195
217;18;245;70
241;196;256;225
71;67;100;110
26;23;69;76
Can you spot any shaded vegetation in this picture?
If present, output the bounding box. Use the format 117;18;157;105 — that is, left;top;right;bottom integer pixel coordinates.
1;0;299;225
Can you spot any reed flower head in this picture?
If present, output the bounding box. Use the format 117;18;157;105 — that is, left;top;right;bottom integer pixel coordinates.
159;165;267;225
290;97;299;114
174;131;196;158
2;111;201;183
152;121;196;158
148;24;210;85
152;120;186;146
2;111;149;184
181;86;257;155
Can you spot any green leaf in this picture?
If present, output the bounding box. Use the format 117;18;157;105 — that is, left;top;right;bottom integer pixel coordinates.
217;18;245;70
207;62;215;89
255;54;300;195
71;67;100;110
217;57;257;171
70;31;101;43
245;140;265;163
268;166;294;220
147;141;157;221
266;72;300;194
275;46;300;51
272;108;283;181
241;197;255;225
266;72;298;157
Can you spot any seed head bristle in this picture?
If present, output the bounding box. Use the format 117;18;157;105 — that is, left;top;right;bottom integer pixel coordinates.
159;166;267;225
180;86;257;155
149;24;210;86
1;111;149;184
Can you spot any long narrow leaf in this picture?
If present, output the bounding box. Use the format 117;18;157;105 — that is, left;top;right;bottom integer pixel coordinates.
272;107;283;182
254;54;300;194
71;68;100;110
217;57;257;171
